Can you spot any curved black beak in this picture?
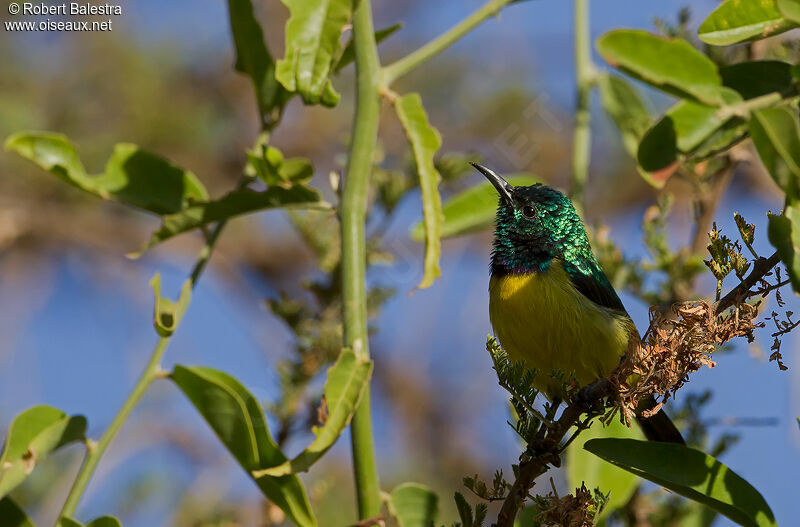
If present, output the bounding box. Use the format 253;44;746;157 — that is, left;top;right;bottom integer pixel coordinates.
471;162;514;205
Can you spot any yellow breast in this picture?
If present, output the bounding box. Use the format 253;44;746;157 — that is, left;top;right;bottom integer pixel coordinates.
488;261;634;397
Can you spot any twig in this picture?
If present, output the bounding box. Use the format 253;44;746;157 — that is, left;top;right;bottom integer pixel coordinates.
58;220;228;520
494;380;611;526
381;0;519;86
714;252;780;315
569;0;596;211
715;92;784;120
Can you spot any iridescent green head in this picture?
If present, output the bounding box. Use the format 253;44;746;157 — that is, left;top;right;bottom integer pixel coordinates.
471;163;595;276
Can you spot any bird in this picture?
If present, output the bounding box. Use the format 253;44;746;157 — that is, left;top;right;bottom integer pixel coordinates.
473;162;684;444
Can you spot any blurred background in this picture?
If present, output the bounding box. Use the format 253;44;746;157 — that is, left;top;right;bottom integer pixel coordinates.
0;0;798;525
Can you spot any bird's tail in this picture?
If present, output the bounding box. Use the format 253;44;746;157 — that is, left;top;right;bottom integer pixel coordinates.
635;397;685;444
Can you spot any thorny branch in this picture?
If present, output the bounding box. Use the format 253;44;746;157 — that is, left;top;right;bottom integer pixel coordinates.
493;251;787;527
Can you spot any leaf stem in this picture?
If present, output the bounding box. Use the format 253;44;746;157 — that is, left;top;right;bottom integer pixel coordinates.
569;0;595;211
58;221;227;521
380;0;518;86
715;92;786;120
343;0;382;519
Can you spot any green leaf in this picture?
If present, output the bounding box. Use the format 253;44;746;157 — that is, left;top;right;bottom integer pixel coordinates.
0;406;86;498
453;492;473;527
394;93;444;290
132;185;329;256
5;132;208;215
171;365;316;527
720;61;794;100
253;349;372;476
779;0;800;23
768;206;800;292
246;145;314;186
389;483;439;527
699;0;797;46
567;419;643;518
149;274;192;337
86;517;122;527
0;497;35;527
597;30;726;105
226;0;291;127
597;73;652;157
334;23;403;73
276;0;351;106
60;517;124;527
681;502;720;527
749;107;800;201
637;88;742;187
584;438;776;527
691;119;751;162
410;174;537;241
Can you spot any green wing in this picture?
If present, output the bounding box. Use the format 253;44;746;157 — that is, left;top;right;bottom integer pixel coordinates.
564;261;627;314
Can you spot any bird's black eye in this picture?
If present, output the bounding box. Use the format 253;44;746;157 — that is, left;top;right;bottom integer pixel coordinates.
521;205;536;219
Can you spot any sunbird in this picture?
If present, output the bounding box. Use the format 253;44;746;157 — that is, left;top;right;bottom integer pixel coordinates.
474;163;684;444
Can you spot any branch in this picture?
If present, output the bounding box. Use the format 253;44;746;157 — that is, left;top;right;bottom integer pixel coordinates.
569;0;596;211
381;0;519;86
714;251;781;315
715;91;785;120
342;0;383;518
58;220;228;520
494;379;612;527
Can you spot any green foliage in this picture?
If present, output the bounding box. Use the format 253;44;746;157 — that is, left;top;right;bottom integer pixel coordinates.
453;492;488;527
698;0;797;46
410;174;538;241
768;206;800;292
388;482;439;527
246;141;315;186
226;0;290;128
276;0;351;106
149;274;192;337
335;23;403;73
61;517;123;527
133;185;329;255
636;90;742;186
0;406;86;498
705;222;752;297
394;93;444;289
779;0;800;23
597;30;728;105
254;349;373;476
750;107;800;202
584;438;777;527
170;366;316;527
5;132;208;215
719;61;794;100
0;497;35;527
463;470;508;502
566;419;643;519
597;73;651;157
